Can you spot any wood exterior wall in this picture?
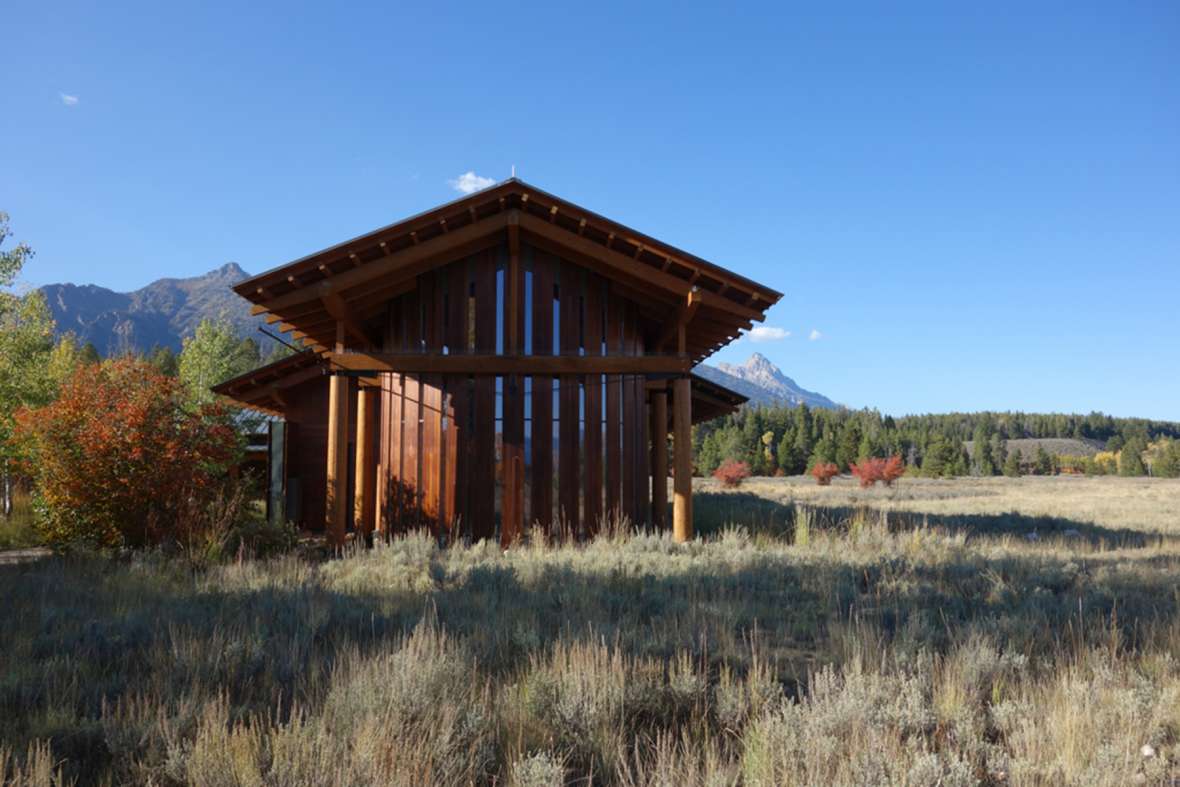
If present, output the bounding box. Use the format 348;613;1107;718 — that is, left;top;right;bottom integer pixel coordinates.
375;242;659;543
282;374;355;532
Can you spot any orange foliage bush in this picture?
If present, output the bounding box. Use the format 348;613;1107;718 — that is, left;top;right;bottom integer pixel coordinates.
881;455;905;486
712;459;751;488
11;359;239;548
850;455;906;488
810;462;839;486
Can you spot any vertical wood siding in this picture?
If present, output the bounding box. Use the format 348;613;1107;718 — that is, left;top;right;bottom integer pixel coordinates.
530;252;555;536
558;262;581;536
375;242;655;542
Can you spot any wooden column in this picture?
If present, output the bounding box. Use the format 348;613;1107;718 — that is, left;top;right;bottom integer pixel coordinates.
651;388;668;530
326;322;350;547
502;224;525;546
353;385;377;539
672;376;692;543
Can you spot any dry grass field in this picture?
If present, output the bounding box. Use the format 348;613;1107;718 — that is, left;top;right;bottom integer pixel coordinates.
694;475;1180;542
1;476;1178;785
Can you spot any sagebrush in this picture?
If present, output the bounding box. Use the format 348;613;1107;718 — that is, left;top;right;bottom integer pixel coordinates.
1;476;1178;785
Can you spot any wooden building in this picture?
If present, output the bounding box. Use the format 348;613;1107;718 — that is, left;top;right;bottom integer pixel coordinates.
213;180;780;545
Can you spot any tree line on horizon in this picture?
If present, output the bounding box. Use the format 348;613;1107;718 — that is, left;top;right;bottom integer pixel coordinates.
693;403;1180;479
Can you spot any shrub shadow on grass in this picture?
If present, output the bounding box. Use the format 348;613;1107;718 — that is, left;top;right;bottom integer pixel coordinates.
694;490;1168;550
693;492;796;538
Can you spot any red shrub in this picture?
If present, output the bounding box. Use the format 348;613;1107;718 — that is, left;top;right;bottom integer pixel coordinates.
881;455;905;486
713;459;751;488
849;458;885;487
850;455;906;488
810;462;839;486
11;359;239;547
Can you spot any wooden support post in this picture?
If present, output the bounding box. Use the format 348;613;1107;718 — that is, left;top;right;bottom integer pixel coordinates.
672;376;692;543
502;222;524;546
651;389;668;530
353;386;377;539
326;323;349;547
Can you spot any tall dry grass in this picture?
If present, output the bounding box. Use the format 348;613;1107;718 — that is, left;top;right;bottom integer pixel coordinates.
0;477;1177;785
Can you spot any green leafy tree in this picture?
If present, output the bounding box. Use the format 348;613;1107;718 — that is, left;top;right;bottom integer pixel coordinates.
179;319;260;405
0;214;55;518
46;334;86;392
1153;439;1180;478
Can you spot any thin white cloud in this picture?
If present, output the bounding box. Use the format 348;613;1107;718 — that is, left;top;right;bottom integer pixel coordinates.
747;326;791;342
809;329;823;341
60;93;79;106
449;171;496;195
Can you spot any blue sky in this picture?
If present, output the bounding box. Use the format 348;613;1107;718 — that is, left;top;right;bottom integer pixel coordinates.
3;2;1178;419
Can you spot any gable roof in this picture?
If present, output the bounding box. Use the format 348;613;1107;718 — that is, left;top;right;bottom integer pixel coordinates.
236;179;782;363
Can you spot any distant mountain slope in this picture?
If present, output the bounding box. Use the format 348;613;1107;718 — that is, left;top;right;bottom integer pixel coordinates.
696;353;838;409
40;262;262;354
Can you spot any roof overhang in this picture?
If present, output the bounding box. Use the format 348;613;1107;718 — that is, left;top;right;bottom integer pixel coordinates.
235;179;782;364
211;350;326;416
214;351;745;425
688;373;749;422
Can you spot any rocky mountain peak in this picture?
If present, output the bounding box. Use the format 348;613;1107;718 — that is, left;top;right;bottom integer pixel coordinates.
699;354;838;410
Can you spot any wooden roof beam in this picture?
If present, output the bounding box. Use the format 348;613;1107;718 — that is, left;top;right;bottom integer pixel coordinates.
656;290;703;352
322;293;374;347
253;211;512;313
520;212;692;297
329;352;693;376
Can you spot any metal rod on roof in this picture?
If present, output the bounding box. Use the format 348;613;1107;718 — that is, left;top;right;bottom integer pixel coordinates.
258;326;304;354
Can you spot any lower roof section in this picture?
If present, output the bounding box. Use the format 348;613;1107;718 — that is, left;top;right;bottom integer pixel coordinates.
212;351;747;424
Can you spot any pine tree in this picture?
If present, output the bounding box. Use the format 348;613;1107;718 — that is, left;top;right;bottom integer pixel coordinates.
857;432;874;463
809;435;837;469
147;345;179;377
836;424;860;471
972;424;996;475
1034;445;1054;475
1002;446;1022;477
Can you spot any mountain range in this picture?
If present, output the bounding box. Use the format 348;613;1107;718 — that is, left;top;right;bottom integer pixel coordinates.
39;262;263;355
39;265;836;409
